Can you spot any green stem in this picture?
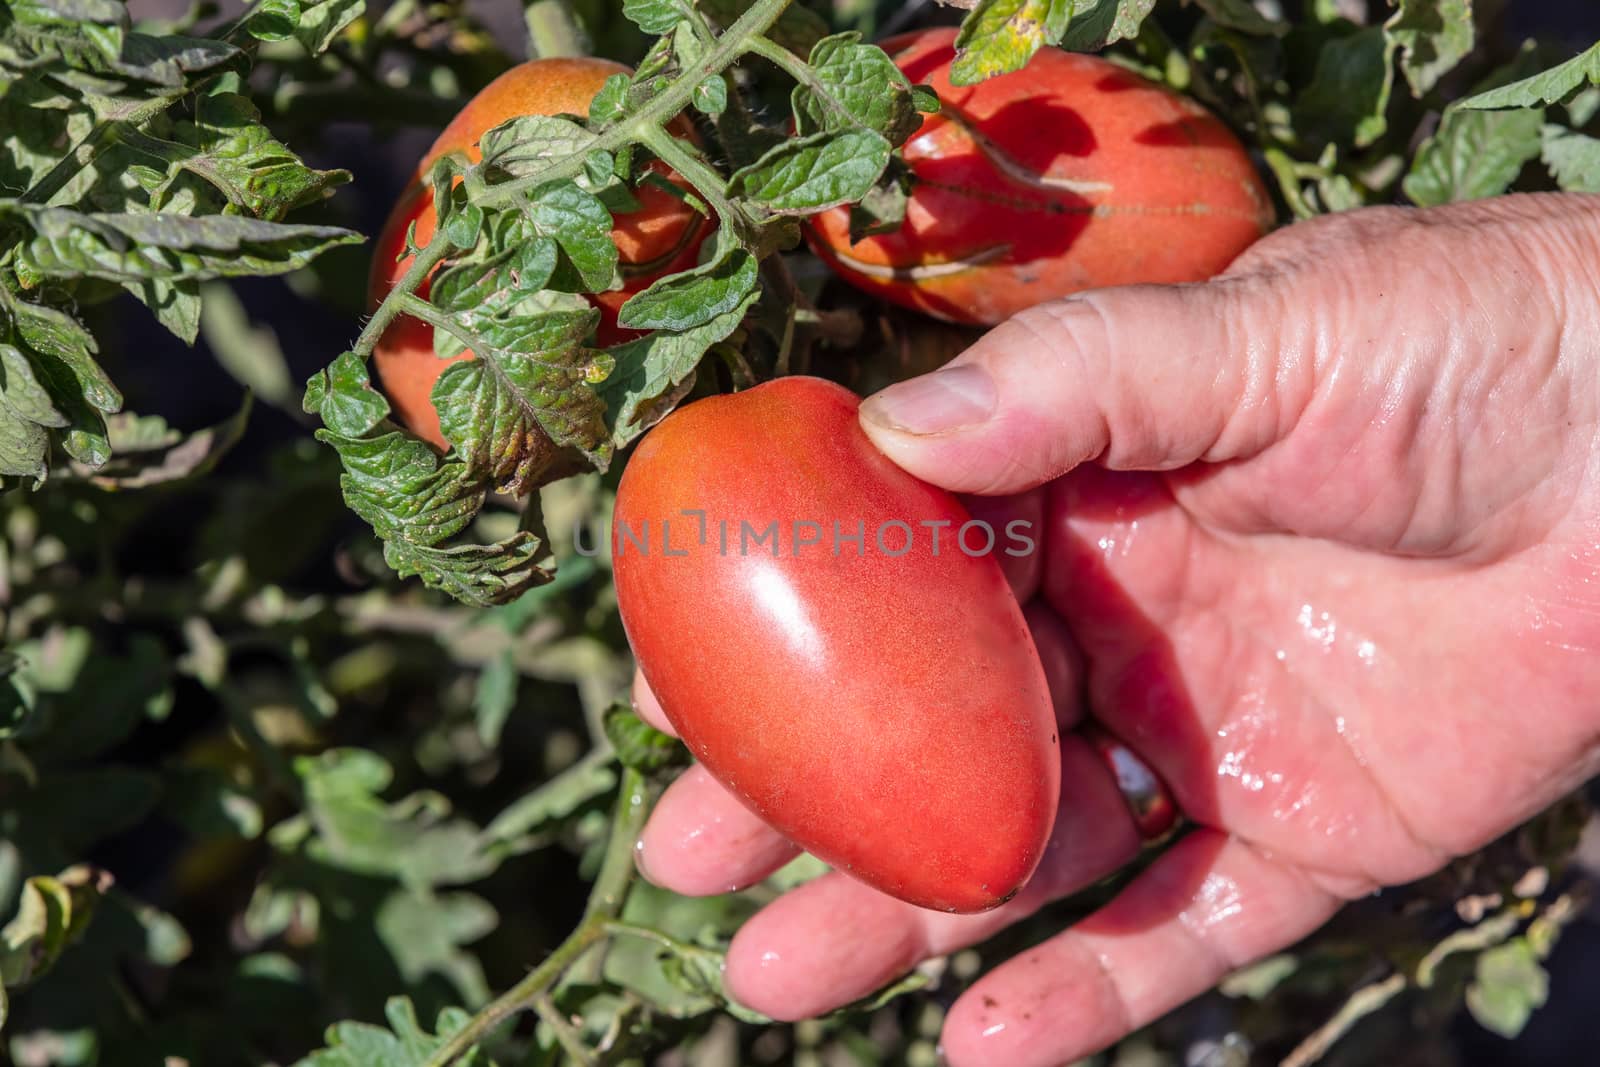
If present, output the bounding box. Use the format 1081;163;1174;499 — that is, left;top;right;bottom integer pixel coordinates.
351;234;456;357
422;767;652;1067
637;125;749;242
743;34;814;86
1263;147;1316;220
470;0;795;212
600;919;705;957
584;766;650;922
532;993;596;1066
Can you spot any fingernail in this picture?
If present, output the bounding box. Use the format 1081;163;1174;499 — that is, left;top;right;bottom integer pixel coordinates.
633;838;657;884
860;364;996;435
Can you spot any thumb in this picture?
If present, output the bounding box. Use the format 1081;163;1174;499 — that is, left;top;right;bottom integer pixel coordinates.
857;281;1292;495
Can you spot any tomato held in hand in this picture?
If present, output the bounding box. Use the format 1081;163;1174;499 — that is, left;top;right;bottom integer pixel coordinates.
806;28;1273;325
368;58;710;451
613;376;1060;913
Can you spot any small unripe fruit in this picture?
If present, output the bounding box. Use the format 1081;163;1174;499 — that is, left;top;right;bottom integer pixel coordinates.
806;28;1273;325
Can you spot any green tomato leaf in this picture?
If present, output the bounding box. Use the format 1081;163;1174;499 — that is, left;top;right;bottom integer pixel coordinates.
1542;123;1600;193
517;180;619;293
951;0;1068;87
313;406;557;593
3;202;362;286
794;33;922;144
1567;87;1600;127
693;73;728;116
294;0;366;57
622;0;688;35
617;238;758;332
1385;0;1475;98
429;306;613;481
601;289;757;444
241;0;300;42
429;220;562;329
589;74;629;124
602;704;689;774
303;350;390;437
1458;42;1600;111
849;158;913;240
441;202;483;249
380;528;555;606
315;429;488;545
1190;0;1285;36
0;341;64;432
731;129;893;214
294;997;483;1067
0;867;112;991
291;748;499;887
950;0;1153;85
0;652;32;741
138;94;352;219
0;291;119;471
1293;26;1396;148
582;148;615;187
6;295;118;413
479;115;596;178
1402;106;1543;206
375;888;498;1009
482;754;618;847
1466;939;1550;1040
61;399;251;489
1058;0;1155;53
3;0;241;100
0;404;48;485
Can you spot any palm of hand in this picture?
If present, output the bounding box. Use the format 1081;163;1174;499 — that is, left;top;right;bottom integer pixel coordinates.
633;196;1600;1067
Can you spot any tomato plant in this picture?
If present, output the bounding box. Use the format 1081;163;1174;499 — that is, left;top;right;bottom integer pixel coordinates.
368;57;711;450
3;0;1600;1065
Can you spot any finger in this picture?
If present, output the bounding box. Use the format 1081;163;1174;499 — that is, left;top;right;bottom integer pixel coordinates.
631;670;678;737
858;281;1301;494
939;830;1343;1067
724;737;1140;1020
958;489;1044;601
636;762;800;895
1023;601;1085;730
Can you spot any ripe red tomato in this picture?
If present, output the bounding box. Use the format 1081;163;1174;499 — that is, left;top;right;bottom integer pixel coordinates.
613;376;1060;913
806;28;1273;325
368;58;710;452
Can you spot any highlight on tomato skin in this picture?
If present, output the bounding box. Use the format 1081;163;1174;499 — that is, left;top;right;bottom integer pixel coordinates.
611;376;1061;914
806;27;1274;326
366;58;711;452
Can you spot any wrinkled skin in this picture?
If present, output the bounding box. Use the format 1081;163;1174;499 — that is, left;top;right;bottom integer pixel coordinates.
632;194;1600;1066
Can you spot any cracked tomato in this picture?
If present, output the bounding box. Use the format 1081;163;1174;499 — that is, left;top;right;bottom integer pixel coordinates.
807;28;1272;325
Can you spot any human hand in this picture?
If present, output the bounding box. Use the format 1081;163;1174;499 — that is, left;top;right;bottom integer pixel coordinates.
631;193;1600;1066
